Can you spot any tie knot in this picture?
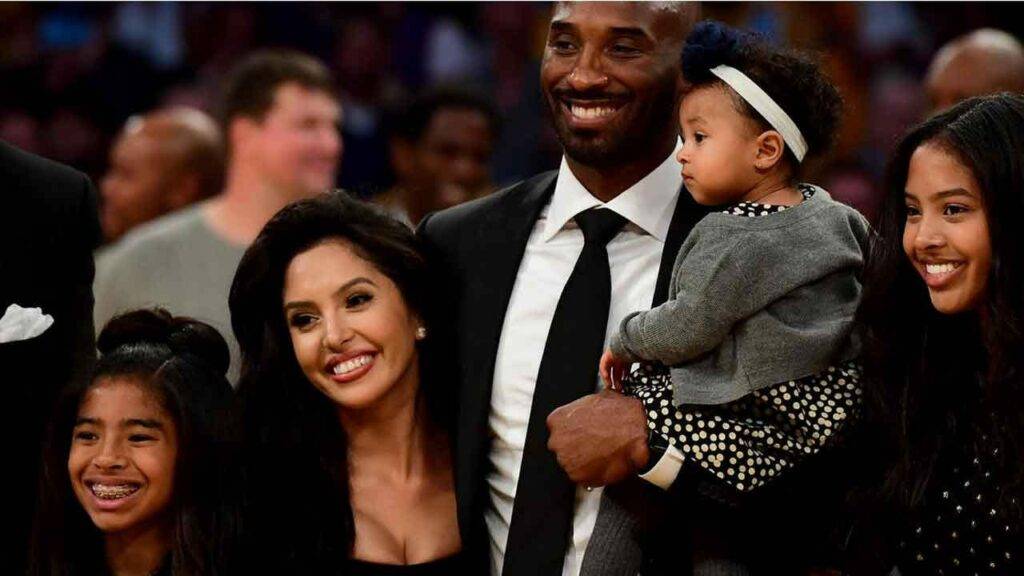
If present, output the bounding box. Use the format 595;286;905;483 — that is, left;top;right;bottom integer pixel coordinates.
574;208;627;247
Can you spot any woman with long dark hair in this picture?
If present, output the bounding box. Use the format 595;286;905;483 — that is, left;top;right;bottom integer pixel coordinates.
849;93;1023;573
29;309;240;576
229;190;464;574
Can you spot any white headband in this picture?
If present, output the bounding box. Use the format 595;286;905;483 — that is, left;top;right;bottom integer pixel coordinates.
709;65;808;162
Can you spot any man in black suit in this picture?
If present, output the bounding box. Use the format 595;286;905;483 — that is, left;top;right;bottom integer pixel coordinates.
1;140;101;569
420;3;706;574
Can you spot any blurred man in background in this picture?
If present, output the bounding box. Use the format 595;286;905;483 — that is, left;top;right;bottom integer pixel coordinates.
926;28;1024;113
99;107;224;243
94;49;342;382
378;86;499;226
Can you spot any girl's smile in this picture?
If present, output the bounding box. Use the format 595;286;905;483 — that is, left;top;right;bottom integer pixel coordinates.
69;378;177;537
902;143;991;314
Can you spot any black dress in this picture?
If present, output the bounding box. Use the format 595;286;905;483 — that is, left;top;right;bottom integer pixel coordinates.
889;436;1021;574
349;552;469;576
842;379;1022;575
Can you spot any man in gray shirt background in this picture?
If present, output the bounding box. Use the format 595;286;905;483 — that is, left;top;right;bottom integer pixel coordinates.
94;49;343;382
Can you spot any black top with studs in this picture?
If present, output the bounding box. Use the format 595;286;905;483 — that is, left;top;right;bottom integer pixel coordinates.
894;439;1021;574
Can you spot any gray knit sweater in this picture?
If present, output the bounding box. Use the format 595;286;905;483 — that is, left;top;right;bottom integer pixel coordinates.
609;187;870;405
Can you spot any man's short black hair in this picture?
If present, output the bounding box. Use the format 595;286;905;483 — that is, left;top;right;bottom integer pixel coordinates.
392;85;501;143
219;49;336;129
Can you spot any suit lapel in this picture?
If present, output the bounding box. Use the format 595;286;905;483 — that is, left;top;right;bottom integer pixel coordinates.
455;171;556;530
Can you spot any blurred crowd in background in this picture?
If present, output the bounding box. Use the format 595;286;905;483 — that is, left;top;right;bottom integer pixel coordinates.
2;1;1023;243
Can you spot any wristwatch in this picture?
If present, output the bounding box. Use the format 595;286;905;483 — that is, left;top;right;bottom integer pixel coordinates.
640;429;672;474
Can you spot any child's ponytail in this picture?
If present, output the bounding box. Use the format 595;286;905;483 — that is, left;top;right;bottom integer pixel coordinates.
681;20;745;84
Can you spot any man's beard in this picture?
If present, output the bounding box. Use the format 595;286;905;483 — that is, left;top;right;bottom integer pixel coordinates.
547;81;678;168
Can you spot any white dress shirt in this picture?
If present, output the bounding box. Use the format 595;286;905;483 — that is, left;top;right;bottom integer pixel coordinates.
485;144;685;576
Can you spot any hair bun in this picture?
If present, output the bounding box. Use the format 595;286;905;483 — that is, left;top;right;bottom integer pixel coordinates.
167;321;231;377
98;308;231;377
682;20;746;83
97;309;176;354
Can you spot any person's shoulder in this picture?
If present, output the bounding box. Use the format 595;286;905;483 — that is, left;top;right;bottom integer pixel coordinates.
809;186;872;239
0;142;100;250
420;170;557;240
0;140;89;202
99;204;207;269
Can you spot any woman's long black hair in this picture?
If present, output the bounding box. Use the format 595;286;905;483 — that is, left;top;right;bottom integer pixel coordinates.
228;190;448;572
29;308;240;576
858;93;1024;517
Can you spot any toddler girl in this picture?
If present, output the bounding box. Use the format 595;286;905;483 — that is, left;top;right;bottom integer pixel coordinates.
601;21;869;499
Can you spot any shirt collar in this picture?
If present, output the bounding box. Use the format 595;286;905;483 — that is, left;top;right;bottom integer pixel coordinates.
542;139;683;243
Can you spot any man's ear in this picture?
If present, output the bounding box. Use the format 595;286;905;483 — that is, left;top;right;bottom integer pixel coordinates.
754;130;786;171
166;173;202;209
229;117;259;155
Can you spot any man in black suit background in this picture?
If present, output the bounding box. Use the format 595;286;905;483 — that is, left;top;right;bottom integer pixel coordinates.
1;140;101;570
420;3;706;574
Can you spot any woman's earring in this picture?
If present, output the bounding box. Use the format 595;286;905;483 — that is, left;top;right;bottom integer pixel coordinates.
415;326;428;340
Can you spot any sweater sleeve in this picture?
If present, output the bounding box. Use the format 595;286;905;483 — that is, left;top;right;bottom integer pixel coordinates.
612;225;807;365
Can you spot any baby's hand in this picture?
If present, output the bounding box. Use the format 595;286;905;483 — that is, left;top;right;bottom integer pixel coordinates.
600;349;627;392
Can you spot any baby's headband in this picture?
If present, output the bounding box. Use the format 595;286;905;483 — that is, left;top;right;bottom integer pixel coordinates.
709;65;808;162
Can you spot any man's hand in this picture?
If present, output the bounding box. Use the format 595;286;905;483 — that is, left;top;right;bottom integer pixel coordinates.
546;389;650;487
599;348;628;391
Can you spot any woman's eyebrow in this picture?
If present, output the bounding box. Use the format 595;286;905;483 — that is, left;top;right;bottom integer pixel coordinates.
905;187;974;200
74;417;99;426
933;187;974;199
336;277;377;294
284;277;378;312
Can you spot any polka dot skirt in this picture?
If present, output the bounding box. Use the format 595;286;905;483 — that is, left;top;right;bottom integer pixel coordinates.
623;361;862;494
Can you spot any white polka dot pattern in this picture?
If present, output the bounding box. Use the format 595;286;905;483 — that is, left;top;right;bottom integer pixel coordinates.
624;361;862;494
626;184;850;496
720;183;815;218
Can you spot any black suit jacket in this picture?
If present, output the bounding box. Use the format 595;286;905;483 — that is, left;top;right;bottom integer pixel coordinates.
0;141;100;569
419;170;707;572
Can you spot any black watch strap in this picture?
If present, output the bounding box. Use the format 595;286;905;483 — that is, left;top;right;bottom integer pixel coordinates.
640;431;671;474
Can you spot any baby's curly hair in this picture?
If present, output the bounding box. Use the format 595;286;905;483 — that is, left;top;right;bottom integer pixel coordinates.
681;21;843;171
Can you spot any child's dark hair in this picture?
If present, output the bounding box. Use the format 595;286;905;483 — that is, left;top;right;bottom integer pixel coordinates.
30;308;240;576
681;20;843;173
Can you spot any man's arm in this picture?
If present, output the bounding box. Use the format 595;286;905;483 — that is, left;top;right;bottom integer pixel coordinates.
67;172;101;380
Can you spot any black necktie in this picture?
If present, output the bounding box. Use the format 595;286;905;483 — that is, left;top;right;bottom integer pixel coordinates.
503;208;628;576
